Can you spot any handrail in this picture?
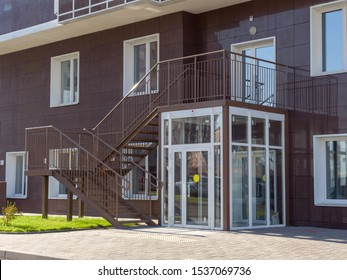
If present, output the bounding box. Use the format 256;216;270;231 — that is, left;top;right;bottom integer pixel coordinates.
25;125;157;200
25;125;157;223
92;49;337;154
92;49;294;131
25;125;123;182
83;128;163;189
58;0;171;22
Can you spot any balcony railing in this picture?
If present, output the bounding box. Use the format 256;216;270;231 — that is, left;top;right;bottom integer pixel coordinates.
93;50;337;148
57;0;170;22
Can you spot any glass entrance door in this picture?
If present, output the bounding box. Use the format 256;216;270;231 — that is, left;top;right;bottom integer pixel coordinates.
171;148;211;228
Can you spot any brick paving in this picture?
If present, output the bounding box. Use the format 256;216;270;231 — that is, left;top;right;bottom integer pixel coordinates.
0;226;347;260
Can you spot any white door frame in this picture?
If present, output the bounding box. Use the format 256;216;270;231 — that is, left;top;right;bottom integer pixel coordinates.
168;144;213;229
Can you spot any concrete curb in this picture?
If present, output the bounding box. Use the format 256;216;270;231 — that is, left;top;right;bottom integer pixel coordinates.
0;250;63;260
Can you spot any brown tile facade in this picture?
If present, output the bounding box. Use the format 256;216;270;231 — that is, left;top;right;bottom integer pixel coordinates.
1;0;346;229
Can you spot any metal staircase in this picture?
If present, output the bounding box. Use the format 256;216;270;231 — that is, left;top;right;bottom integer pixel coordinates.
25;50;336;228
25;125;158;227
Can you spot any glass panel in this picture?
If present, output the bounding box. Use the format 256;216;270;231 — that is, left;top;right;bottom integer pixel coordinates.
214;146;221;228
131;160;146;196
172;116;211;145
269;120;282;146
186;151;209;226
252;148;267;226
174;152;182;224
73;58;78;102
232;146;249;228
214;114;221;143
148;148;158;196
59;183;67;195
163;119;169;146
232;115;248;143
326;141;347;200
322;9;343;72
61;60;71;104
150;41;158;91
163;148;169;224
15;155;23;195
242;49;252;102
270;149;283;225
255;45;275;105
134;43;146;83
252;117;265;145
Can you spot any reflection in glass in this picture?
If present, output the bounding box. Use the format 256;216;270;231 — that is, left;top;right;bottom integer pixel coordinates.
214;114;221;143
130;148;157;197
150;41;158;91
255;45;275;105
242;49;252;102
269;120;282;146
241;44;275;105
214;146;221;228
134;43;146;83
232;115;248;143
270;149;283;225
232;146;249;228
252;117;265;145
163;119;169;146
15;155;24;195
172;116;211;144
322;9;343;72
252;148;266;226
61;60;71;104
326;141;347;200
186;151;209;226
174;152;182;224
73;58;78;102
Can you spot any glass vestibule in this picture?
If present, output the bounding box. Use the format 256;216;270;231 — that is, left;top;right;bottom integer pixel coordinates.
162;108;222;229
161;107;284;230
231;108;285;229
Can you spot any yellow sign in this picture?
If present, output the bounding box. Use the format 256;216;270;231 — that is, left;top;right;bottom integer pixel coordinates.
193;174;200;183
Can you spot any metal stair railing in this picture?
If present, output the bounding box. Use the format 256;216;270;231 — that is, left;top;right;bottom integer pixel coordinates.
92;50;337;152
25;125;156;225
80;128;162;198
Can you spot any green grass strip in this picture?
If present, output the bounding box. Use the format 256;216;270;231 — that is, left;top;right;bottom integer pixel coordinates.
0;215;112;233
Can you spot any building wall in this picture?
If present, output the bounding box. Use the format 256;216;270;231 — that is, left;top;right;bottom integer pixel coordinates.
0;0;56;35
1;0;347;228
0;11;192;214
189;0;347;229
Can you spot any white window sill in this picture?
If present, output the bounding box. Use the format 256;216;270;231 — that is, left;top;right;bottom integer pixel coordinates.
7;195;27;199
311;69;347;77
49;197;77;200
315;200;347;207
50;101;79;108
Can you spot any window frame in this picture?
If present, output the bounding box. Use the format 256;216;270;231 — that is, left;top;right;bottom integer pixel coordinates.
5;151;27;199
124;146;159;200
313;133;347;207
123;34;159;95
48;148;78;199
310;1;347;76
230;37;276;106
50;52;80;107
49;176;69;199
